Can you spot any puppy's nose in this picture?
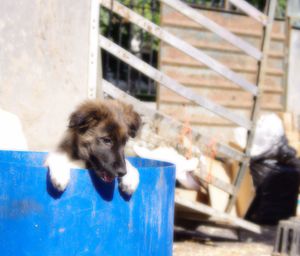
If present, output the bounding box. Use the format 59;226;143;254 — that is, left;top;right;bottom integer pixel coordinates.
117;168;127;177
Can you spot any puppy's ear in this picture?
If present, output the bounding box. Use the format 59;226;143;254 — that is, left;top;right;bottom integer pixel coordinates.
68;102;104;132
123;105;141;138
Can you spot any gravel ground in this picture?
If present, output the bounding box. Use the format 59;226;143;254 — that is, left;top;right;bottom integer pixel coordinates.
173;240;273;256
173;226;277;256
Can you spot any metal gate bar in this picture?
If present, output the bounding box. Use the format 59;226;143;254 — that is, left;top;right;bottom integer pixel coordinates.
225;0;278;212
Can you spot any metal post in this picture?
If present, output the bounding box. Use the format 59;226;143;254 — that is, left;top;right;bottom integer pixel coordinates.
225;0;278;213
88;0;103;99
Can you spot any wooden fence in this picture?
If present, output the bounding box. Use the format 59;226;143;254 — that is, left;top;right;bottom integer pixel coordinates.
158;4;287;144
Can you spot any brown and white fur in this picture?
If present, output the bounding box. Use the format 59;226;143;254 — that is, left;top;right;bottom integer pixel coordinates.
46;99;141;195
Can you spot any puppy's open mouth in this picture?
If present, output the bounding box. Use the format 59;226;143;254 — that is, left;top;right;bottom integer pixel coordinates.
99;171;115;183
87;158;115;183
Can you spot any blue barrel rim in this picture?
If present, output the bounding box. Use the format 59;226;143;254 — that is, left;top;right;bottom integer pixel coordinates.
0;149;175;170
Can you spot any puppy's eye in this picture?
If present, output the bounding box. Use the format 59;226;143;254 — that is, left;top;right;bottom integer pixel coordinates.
98;136;113;146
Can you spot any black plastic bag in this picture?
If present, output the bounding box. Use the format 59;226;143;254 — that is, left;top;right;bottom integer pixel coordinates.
246;136;300;225
246;163;299;225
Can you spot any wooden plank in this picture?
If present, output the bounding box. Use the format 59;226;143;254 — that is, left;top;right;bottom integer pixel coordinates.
175;196;261;233
161;57;284;77
161;107;294;128
228;0;268;25
102;79;246;162
161;42;284;74
160;24;285;52
279;112;300;153
161;5;284;34
288;133;300;157
160;105;283;128
162;16;285;42
279;112;295;132
174;40;284;59
161;44;282;71
161;0;262;60
204;157;236;213
99;35;253;129
176;188;198;202
193;166;235;195
100;0;258;96
162;69;283;93
160;104;242;127
161;45;258;70
228;159;255;218
159;86;283;110
162;68;283;93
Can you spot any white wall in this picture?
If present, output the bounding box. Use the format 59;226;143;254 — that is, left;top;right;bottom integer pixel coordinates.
0;0;92;150
287;28;300;130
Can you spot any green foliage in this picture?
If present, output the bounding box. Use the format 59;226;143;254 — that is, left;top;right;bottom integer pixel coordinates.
248;0;286;13
277;0;286;17
120;0;160;24
100;1;160;52
177;0;287;17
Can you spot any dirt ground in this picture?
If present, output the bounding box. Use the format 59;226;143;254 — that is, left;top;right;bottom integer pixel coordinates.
173;226;277;256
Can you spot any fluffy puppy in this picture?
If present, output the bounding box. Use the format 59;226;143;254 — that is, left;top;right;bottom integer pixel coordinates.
46;99;141;195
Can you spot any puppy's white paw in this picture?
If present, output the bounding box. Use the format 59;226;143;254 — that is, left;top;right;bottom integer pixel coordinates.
119;160;140;195
46;152;71;192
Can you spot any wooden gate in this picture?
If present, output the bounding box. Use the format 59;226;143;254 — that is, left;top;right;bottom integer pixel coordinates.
89;0;278;233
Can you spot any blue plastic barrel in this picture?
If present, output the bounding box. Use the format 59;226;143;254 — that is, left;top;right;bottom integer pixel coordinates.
0;150;175;256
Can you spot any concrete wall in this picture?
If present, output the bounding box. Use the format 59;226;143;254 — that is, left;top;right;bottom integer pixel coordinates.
287;28;300;130
0;0;92;150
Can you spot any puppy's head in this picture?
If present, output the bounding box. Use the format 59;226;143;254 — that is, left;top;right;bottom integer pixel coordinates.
67;99;141;182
